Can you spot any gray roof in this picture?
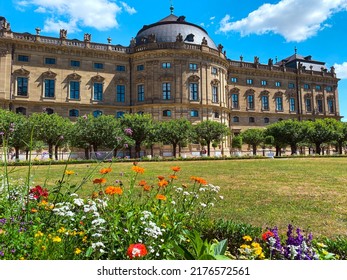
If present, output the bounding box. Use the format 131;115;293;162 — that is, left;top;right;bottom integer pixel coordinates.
276;53;326;71
135;14;217;50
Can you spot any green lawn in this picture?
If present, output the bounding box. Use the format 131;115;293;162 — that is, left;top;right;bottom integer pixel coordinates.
4;157;347;238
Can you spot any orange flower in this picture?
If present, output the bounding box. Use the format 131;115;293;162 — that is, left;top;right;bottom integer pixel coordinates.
169;175;178;180
65;170;75;175
156;194;167;201
91;192;98;199
132;166;145;174
100;167;112;174
143;185;151;192
31;208;38;213
104;186;123;195
93;178;107;184
158;180;169;187
190;176;207;185
171;166;181;172
138;180;147;186
157;175;165;180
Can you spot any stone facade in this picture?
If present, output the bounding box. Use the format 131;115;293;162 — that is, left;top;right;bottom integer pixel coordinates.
0;15;341;155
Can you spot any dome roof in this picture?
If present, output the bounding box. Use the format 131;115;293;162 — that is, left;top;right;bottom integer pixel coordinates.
135;14;217;50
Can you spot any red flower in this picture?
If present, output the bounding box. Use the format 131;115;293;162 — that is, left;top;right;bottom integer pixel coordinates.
127;243;148;259
262;230;275;241
29;185;48;200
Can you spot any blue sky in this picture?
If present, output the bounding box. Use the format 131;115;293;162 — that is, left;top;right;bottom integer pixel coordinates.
1;0;347;120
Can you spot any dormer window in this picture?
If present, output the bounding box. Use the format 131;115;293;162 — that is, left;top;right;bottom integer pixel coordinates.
185;33;194;42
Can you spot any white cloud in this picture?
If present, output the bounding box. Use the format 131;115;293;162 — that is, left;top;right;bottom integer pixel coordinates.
120;1;136;15
15;0;131;34
209;16;215;20
334;62;347;79
218;0;347;42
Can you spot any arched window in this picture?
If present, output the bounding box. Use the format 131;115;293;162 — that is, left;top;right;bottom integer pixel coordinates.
93;110;102;118
69;109;79;117
16;107;27;115
264;117;270;124
163;110;171;117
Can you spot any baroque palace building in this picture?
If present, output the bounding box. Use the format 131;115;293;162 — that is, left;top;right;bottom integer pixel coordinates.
0;11;341;155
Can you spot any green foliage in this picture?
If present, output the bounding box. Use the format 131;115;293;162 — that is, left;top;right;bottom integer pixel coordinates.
193;120;229;156
241;128;264;155
231;135;242;149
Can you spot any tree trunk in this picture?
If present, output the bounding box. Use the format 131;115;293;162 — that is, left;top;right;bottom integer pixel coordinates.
135;142;141;158
275;145;281;157
291;144;297;155
338;142;343;154
172;143;177;158
48;144;53;159
252;144;257;155
15;147;20;160
315;143;321;155
207;141;211;157
84;147;90;160
54;145;59;160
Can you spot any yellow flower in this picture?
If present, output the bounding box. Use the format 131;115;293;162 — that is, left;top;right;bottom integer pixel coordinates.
240;244;251;249
317;242;327;248
251;242;261;248
75;248;82;255
52;236;62;242
58;227;66;233
20;257;25;260
65;170;75;175
243;236;252;242
41;246;46;251
254;247;263;256
82;236;88;243
35;231;44;238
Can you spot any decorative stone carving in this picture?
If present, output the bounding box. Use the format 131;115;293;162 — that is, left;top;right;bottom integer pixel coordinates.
13;67;30;76
217;44;224;52
201;37;208;45
187;74;200;82
211;79;220;86
176;33;183;42
67;73;82;80
91;74;105;82
136;75;146;83
84;33;91;42
148;34;156;43
42;70;57;78
60;29;67;39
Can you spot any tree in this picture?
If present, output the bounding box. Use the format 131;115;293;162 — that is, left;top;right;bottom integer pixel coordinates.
158;118;193;157
265;121;287;156
120;113;154;158
280;120;307;155
29;112;71;160
231;135;242;150
193;120;229;156
241;128;264;155
305;119;336;155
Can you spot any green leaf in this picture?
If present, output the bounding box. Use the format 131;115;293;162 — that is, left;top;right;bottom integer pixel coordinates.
213;239;228;256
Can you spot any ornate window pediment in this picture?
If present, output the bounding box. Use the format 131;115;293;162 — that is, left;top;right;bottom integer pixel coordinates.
274;91;284;97
42;70;57;79
245;88;255;95
230;87;240;94
67;73;81;81
159;73;174;82
91;74;105;83
13;67;30;76
116;77;128;84
260;90;269;96
136;75;146;83
188;74;200;82
211;79;220;86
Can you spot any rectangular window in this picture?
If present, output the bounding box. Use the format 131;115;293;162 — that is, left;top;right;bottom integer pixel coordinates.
44;79;55;98
45;57;56;65
211;67;218;74
232;94;239;108
190;110;199;117
328;99;334;113
246;79;253;85
305;98;312;112
18;55;29;62
162;83;171;100
137;84;144;101
116;111;124;118
288;83;295;89
189;63;198;70
326;86;333;92
290;97;296;112
315;85;322;91
276;96;283;111
261;80;267;86
189;83;199;101
317;99;323;113
137;64;144;71
70;60;80;67
93;83;103;101
116;85;125;102
69;81;80;99
212;86;218;103
162;62;171;68
304;84;310;90
275;81;281;87
116;65;126;71
94;63;104;69
247;95;254;109
231;77;238;83
17;77;28;96
261;95;269;110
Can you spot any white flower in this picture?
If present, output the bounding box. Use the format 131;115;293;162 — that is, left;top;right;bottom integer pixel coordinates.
91;233;103;237
92;242;105;249
175;187;183;192
171;201;176;205
199;188;206;192
70;193;78;197
92;218;106;226
219;195;224;200
73;198;84;206
200;203;207;207
183;191;190;196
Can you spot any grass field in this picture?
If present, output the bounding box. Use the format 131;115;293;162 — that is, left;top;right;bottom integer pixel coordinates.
4;157;347;238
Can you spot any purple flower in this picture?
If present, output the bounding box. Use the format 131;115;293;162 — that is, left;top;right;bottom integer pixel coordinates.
124;143;129;148
0;251;4;257
0;132;4;136
124;128;133;136
0;218;6;224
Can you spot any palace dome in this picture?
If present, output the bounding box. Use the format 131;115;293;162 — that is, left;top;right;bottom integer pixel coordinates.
134;14;218;50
